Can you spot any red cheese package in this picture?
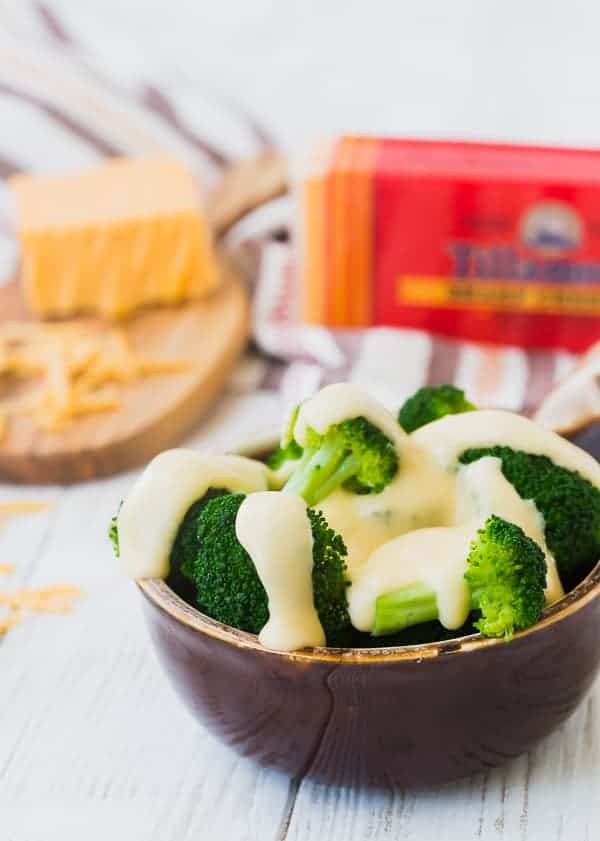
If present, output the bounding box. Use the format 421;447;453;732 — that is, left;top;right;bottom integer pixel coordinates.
300;137;600;351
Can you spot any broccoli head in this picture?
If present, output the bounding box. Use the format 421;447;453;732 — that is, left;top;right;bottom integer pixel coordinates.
398;384;476;433
459;446;600;591
307;507;353;646
465;514;547;639
374;515;547;640
108;490;228;599
171;492;352;645
283;416;399;506
167;488;229;605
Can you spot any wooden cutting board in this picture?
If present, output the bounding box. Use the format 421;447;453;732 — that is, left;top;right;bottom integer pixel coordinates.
0;152;288;484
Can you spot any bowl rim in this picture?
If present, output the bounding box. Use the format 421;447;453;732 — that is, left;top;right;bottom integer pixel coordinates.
137;431;600;664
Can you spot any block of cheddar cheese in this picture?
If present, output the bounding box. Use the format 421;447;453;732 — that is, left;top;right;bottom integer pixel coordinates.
9;157;220;319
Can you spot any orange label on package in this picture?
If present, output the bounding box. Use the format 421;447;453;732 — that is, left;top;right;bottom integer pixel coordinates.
397;276;600;316
301;136;600;351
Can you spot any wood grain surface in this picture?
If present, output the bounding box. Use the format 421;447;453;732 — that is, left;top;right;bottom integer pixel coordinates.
0;147;291;484
0;267;248;483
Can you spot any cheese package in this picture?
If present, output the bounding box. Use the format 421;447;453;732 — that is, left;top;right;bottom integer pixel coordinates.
10;157;220;319
300;137;600;351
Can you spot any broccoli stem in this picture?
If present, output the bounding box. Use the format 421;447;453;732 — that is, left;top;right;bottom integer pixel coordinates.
374;584;440;636
283;438;356;506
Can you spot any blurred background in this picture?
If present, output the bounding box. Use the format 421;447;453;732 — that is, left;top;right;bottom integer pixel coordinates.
26;0;600;149
2;0;597;414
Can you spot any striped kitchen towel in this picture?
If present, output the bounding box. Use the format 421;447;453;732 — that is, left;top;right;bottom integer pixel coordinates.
0;2;580;418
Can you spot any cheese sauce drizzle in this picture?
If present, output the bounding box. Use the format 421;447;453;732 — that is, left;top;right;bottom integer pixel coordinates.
119;385;600;649
349;525;475;632
455;456;564;603
236;492;325;650
118;450;270;579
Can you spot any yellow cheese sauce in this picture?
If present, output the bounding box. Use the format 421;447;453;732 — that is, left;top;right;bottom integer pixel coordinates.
316;440;455;576
119;384;600;651
412;409;600;486
236;492;325;649
455;456;564;603
294;382;407;450
348;525;475;632
118;450;270;579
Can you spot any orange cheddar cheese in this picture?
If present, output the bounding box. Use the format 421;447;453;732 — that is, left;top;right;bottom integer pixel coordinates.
9;157;220;319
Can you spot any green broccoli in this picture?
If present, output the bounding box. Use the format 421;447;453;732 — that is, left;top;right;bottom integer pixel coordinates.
167;488;229;604
108;514;120;557
172;492;352;645
267;404;303;472
459;446;600;591
398;384;476;433
373;515;547;640
107;490;226;604
283;416;399;506
267;439;303;471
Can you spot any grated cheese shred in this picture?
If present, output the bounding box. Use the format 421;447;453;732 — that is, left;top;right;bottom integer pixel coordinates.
0;321;192;440
0;501;48;517
0;569;82;633
0;502;81;634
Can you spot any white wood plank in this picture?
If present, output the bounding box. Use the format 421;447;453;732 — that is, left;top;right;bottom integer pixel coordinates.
283;684;599;841
0;360;595;841
0;464;293;841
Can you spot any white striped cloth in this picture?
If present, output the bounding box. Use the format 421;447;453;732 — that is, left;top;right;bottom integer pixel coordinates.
0;2;580;419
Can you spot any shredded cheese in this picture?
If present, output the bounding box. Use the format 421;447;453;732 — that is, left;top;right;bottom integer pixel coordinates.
0;321;192;439
0;565;81;635
0;501;49;518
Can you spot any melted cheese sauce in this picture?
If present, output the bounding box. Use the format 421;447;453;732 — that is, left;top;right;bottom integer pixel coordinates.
348;454;567;634
120;385;600;650
412;409;600;486
348;525;475;631
294;382;407;450
236;492;325;650
317;440;455;575
118;449;270;578
455;457;564;603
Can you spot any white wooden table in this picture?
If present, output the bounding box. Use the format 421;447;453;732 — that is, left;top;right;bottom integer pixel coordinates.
0;384;597;841
1;2;599;838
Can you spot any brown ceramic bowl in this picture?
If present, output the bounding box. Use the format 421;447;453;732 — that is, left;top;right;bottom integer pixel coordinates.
138;436;600;788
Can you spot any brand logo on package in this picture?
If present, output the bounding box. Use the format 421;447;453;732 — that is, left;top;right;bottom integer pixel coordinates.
520;201;582;256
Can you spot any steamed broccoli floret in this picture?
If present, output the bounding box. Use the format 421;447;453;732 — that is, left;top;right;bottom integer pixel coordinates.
167;488;229;604
374;515;547;640
459;446;600;591
176;493;269;633
308;508;353;646
172;493;351;645
465;515;547;638
283;416;398;506
398;384;476;433
108;492;227;600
